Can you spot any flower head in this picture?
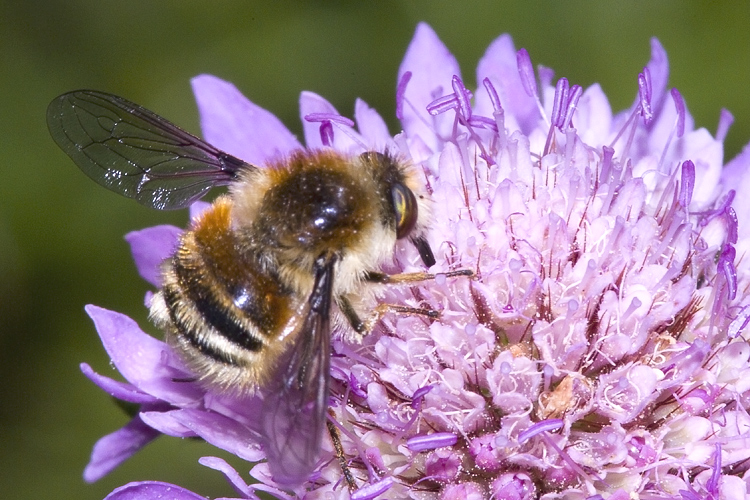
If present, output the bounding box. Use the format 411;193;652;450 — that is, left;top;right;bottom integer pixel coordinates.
85;23;750;499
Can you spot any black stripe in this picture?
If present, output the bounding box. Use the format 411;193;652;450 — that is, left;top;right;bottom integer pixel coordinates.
162;285;237;365
164;273;263;365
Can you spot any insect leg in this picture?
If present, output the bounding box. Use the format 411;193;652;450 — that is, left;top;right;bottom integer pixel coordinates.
364;268;474;284
326;416;356;492
339;269;474;334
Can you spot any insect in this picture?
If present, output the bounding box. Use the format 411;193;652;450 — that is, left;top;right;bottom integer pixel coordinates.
47;90;471;488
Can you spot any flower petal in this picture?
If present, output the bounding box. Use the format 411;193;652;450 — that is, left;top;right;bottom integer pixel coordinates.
355;97;394;150
189;201;212;221
139;410;196;438
84;416;161;483
475;33;538;134
80;362;160;404
85;305;202;404
644;38;670;122
398;23;460;154
169;408;265;462
299;91;362;153
722;142;750;240
124;225;182;288
575;83;613;147
103;481;209;500
199;456;262;500
191;74;301;165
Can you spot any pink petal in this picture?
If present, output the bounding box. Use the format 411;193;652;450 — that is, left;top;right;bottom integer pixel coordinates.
139;410;196;438
80;362;160;404
103;481;209;500
355;98;394;149
299;91;362;152
722;142;750;241
125;225;182;288
575;84;614;147
191;74;301;165
84;417;161;483
85;305;203;405
199;456;260;499
170;408;265;462
645;38;670;120
678;128;723;206
397;23;460;153
189;201;212;221
475;34;538;134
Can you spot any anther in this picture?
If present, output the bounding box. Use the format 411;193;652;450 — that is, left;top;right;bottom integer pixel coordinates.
638;68;653;125
719;244;737;300
516;48;537;98
407;432;458;452
396;71;412;120
304;113;355;147
452;75;472;120
561;85;582;129
601;146;615;183
551;77;569;129
678;160;695;208
517;419;563;444
482;77;502;113
670;88;685;138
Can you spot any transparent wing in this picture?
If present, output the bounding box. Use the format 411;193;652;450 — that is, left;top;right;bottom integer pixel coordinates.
260;255;335;487
47;90;252;210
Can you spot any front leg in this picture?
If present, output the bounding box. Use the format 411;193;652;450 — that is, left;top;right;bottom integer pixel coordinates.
339;268;474;334
364;268;473;285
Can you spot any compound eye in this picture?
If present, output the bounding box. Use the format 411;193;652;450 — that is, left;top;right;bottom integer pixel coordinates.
392;183;418;239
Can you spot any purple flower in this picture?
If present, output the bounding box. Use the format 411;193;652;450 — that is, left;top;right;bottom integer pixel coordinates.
82;23;750;499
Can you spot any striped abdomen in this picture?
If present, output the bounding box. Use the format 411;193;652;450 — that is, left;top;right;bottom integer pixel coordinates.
150;196;300;392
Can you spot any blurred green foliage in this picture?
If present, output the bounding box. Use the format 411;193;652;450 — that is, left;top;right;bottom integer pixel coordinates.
1;1;748;498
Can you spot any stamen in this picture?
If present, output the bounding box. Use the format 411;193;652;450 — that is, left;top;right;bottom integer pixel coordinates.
351;477;394;500
320;121;334;146
706;444;721;498
467;116;498;132
482;77;502;112
600;146;615;184
657;90;687;171
304;113;355;147
717;108;734;142
561;85;582;129
728;304;750;339
304;113;355;127
708;190;736;222
426;76;474;121
483;77;506;148
621;297;642;322
670;88;685;138
719;245;737;300
638;68;653;125
451;75;472;120
516;48;537;98
551;78;569;129
698;189;736;227
641;66;652;103
411;385;433;409
726;207;738;244
407;432;458;451
426;94;459;116
396;71;412;120
679;160;695;208
517;419;563;444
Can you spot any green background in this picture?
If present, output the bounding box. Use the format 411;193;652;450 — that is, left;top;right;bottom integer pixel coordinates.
2;2;749;499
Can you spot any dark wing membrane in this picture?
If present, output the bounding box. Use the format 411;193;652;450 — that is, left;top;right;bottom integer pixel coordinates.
260;255;336;487
47;90;252;210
